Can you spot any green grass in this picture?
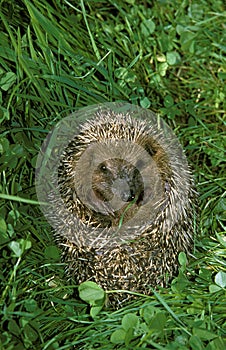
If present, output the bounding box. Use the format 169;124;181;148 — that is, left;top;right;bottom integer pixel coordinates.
0;0;225;349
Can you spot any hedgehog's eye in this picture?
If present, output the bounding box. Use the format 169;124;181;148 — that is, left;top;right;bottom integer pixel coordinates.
99;164;107;172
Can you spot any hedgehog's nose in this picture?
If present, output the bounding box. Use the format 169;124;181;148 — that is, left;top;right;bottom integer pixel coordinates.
111;178;132;202
126;191;135;202
121;189;134;202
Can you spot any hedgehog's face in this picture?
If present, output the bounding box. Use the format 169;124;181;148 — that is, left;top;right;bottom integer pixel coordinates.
59;135;169;228
92;158;144;208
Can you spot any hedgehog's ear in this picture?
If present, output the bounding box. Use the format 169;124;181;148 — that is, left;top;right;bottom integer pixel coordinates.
142;136;158;157
135;159;146;170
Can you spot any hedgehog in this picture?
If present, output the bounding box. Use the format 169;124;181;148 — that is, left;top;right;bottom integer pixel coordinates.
38;103;198;307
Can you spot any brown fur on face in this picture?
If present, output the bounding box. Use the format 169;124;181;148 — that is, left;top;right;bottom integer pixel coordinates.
92;158;144;202
90;158;145;226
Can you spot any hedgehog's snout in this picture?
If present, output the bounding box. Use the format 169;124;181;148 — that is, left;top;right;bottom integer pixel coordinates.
111;165;145;204
111;177;135;202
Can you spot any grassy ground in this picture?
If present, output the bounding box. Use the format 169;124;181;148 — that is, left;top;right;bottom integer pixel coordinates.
0;0;225;349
